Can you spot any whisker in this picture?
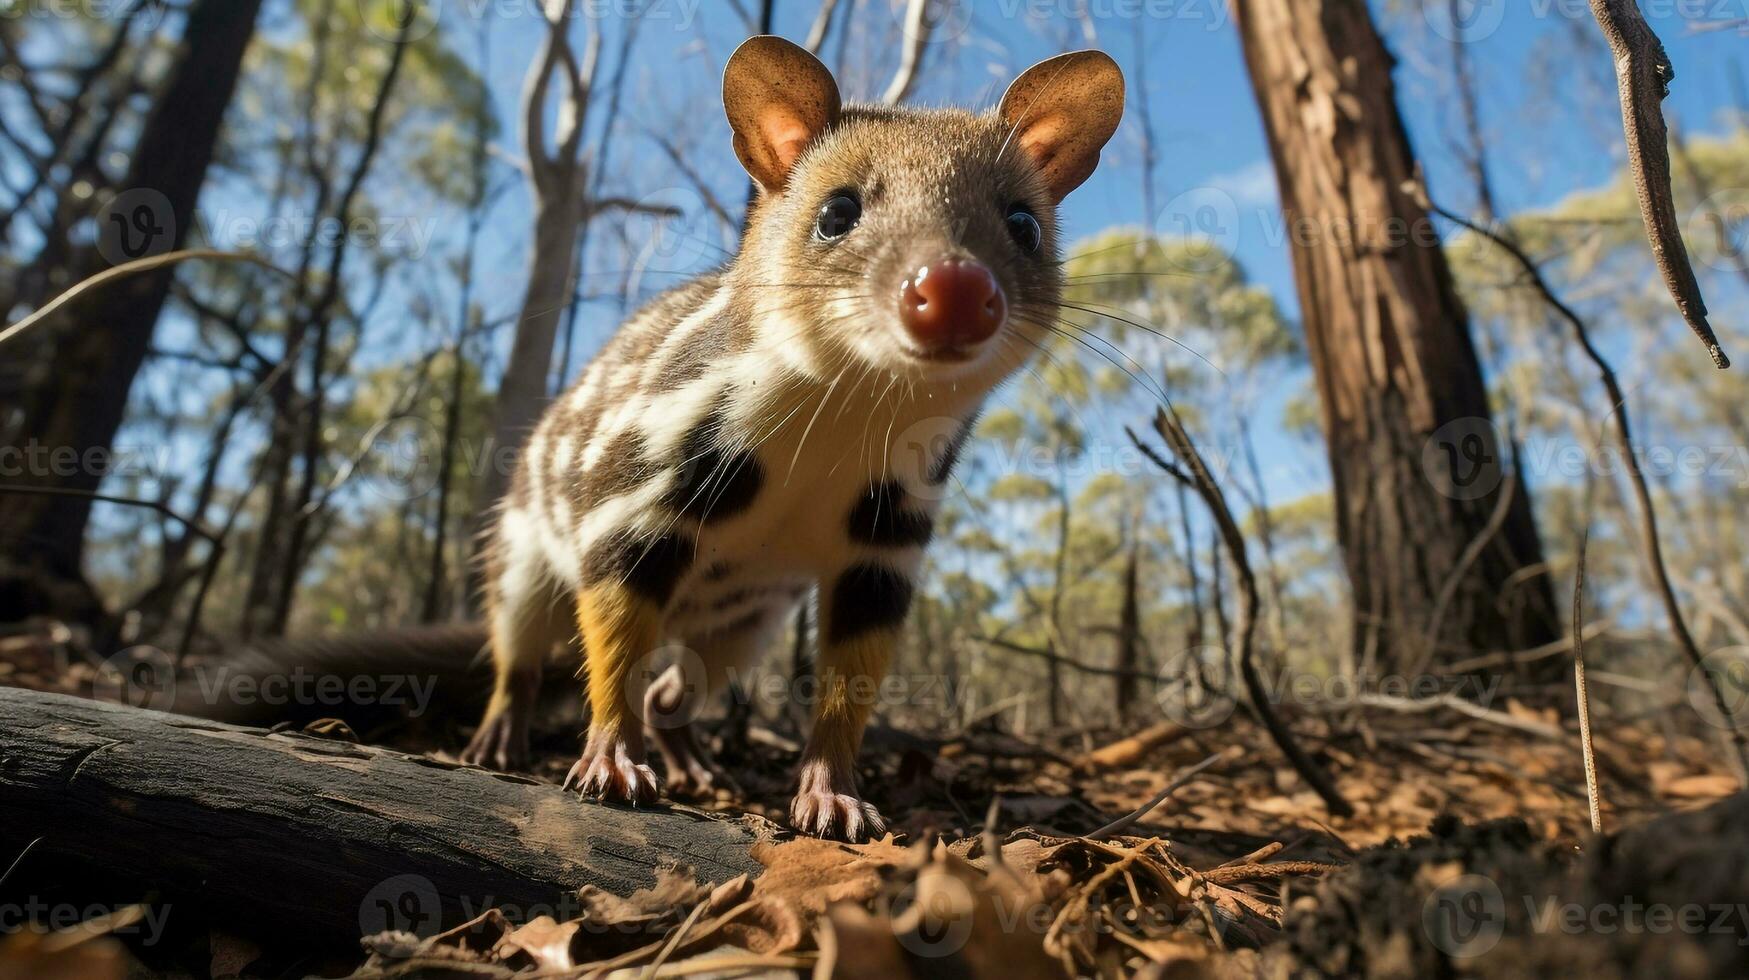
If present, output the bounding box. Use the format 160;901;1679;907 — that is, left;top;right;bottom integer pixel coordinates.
1053;300;1226;380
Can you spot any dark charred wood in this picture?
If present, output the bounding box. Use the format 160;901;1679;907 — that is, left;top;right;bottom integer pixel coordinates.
0;688;766;945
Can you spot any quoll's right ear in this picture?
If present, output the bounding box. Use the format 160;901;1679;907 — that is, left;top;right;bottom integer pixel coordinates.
723;35;842;194
999;50;1124;203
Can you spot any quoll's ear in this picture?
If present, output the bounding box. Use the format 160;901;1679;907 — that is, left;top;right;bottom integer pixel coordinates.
723;35;842;193
998;50;1125;203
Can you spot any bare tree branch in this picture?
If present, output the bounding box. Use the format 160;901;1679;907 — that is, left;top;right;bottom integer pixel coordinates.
805;0;842;54
1132;415;1354;817
881;0;933;105
1588;0;1731;369
584;197;683;219
646;130;739;232
1423;190;1749;780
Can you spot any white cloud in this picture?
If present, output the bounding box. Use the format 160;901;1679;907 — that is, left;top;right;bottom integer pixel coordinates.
1205;158;1279;209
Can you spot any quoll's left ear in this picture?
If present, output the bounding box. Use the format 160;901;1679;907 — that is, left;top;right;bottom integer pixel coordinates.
998;50;1124;203
723;35;842;193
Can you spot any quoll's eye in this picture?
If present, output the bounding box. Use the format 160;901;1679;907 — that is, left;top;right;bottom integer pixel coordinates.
813;192;862;241
1006;203;1042;253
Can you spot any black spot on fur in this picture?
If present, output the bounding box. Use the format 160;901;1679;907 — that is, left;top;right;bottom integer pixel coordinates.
702;561;734;582
579;429;653;506
927;413;979;486
847;481;934;548
826;564;913;643
720;608;768;634
667;407;763;523
587;531;694;605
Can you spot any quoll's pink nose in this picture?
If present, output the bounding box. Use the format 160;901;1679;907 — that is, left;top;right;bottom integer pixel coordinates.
899;259;1007;352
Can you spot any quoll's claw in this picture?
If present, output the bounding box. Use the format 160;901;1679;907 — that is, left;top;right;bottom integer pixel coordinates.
662;754;720;799
564;742;661;805
789;790;888;843
460;713;526;772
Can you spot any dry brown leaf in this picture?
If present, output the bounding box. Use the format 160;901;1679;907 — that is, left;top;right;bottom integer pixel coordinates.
0;932;127;980
1661;773;1738;800
813;906;915;979
819;844;1064;980
711;835;910;955
493;915;580;970
208;931;262;979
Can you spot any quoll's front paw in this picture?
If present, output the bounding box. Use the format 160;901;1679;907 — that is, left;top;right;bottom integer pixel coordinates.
563;729;660;805
460;711;526;772
789;760;887;842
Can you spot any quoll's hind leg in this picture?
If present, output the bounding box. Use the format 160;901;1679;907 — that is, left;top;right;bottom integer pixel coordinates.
645;611;782;798
564;580;666;805
790;564;909;842
461;570;571;771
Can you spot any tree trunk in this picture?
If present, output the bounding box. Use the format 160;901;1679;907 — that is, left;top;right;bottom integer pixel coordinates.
0;0;265;623
476;188;586;523
467;7;599;608
1114;532;1142;723
1231;0;1558;674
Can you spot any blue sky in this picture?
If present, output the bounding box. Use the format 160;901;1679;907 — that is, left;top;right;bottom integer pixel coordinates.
252;0;1749;519
453;0;1749;394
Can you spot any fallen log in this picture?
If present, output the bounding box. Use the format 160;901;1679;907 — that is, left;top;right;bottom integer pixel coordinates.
0;688;766;944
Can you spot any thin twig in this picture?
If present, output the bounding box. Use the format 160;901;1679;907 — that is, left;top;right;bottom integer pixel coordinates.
1422;472;1518;672
1353;692;1563;740
981;794;1004;865
1087;751;1225;840
640;900;709;980
0;837;42;890
1423;192;1749;779
1134;412;1354;817
974;633;1159;682
0;486;218;547
0;249;301;348
1588;0;1730;368
1575;487;1605;835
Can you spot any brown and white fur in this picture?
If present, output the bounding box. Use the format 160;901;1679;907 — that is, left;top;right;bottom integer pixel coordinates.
461;37;1124;841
